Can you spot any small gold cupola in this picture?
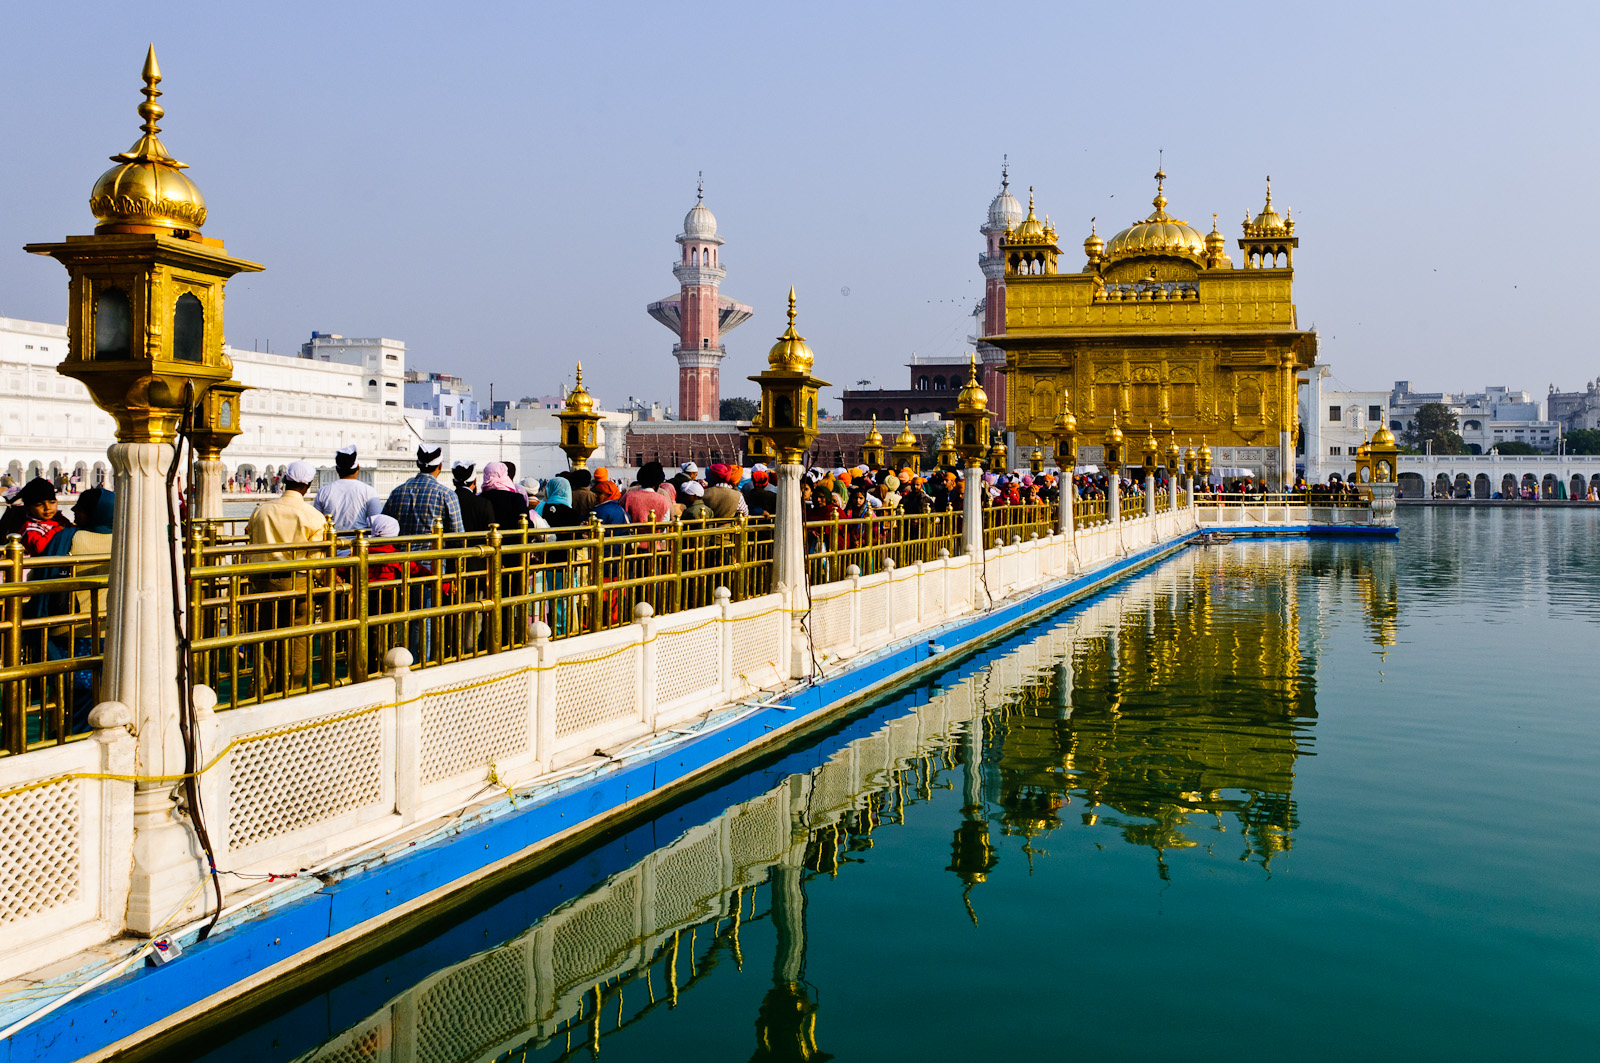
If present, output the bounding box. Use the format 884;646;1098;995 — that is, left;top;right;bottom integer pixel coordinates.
89;46;208;235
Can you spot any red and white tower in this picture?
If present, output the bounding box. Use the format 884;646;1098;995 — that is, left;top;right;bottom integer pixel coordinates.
646;179;753;421
972;161;1023;420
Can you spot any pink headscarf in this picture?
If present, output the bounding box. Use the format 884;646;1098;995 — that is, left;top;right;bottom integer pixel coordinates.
656;483;677;503
480;461;518;494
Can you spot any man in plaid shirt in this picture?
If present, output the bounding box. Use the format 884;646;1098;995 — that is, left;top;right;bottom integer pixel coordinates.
383;446;463;535
381;446;463;662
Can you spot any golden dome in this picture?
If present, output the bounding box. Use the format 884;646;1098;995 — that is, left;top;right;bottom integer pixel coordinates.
1371;425;1397;447
956;357;988;412
1011;187;1049;241
1053;393;1077;434
767;287;815;372
89;47;208;234
864;414;884;446
1244;177;1294;237
894;413;918;448
1106;413;1124;446
1083;219;1104;258
1103;170;1206;266
564;363;598;413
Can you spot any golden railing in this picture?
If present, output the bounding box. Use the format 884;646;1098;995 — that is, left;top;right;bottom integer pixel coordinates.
186;516;774;712
1196;491;1370;507
804;511;962;584
0;538;109;756
1075;495;1109;528
982;502;1054;548
1154;488;1172;514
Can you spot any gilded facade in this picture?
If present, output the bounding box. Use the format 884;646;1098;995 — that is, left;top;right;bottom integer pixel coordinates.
987;171;1316;486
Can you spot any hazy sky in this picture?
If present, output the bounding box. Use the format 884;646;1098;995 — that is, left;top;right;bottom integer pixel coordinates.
5;1;1597;411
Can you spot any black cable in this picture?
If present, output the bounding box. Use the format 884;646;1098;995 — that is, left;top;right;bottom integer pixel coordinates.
166;387;224;939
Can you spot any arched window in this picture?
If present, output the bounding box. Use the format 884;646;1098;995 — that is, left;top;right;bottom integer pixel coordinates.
173;292;204;362
918;376;929;391
933;375;946;391
94;288;131;359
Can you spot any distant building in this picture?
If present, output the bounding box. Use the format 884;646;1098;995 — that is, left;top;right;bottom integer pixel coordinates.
1547;379;1600;432
1390;381;1558;453
1298;366;1389;482
404;370;480;424
840;352;973;420
970;164;1025;419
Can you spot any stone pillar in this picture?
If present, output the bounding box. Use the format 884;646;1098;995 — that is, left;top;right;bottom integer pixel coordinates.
1279;428;1294;491
1059;478;1075;537
1144;473;1156;517
1168;473;1178;512
774;462;809;677
1186;473;1195;507
1109;478;1121;526
191;458;227;521
110;442;207;934
962;463;983;557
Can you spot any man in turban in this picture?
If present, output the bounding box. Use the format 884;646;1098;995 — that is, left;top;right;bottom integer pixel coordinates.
383;446;464;536
312;445;379;532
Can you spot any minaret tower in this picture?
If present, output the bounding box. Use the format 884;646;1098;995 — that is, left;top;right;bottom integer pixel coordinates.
647;177;753;421
974;160;1023;419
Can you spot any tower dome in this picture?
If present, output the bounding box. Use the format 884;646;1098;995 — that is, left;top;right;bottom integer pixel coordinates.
683;199;717;239
986;171;1024;232
1103;170;1206;266
89;46;207;233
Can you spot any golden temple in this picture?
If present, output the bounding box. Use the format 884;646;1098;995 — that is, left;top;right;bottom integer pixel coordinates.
987;170;1315;485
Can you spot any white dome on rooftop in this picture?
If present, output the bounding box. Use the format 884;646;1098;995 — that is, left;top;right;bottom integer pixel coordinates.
987;179;1024;232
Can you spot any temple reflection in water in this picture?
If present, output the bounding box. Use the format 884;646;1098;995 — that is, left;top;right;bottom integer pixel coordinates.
272;540;1394;1063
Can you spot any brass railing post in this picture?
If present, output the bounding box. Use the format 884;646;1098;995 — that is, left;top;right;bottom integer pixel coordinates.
590;516;604;630
487;524;503;653
352;531;370;683
2;535;22;754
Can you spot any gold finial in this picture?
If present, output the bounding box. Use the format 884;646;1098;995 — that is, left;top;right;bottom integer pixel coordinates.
1211;212;1220;232
786;286;797;327
139;45;163;137
1264;175;1272;208
1090;217;1097;235
1028;186;1035;213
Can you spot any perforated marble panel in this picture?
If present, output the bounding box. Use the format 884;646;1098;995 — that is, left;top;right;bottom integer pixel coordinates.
655;620;721;706
858;584;888;639
892;576;917;626
420;669;531;785
0;778;81;926
809;592;851;654
919;570;944;618
653;827;725;929
554;645;638;739
416;943;527;1063
229;707;384;852
550;875;639;994
730;611;782;686
729;793;786;886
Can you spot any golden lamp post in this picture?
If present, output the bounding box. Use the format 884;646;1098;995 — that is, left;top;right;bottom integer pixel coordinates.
1197;438;1212;483
1052;396;1078;534
949;357;991;557
744;407;775;463
1029;449;1045;475
750;288;830;642
24;47;263;934
1103;413;1125;526
985;429;1008;474
891;411;922;474
1140;425;1160;516
860;414;886;469
934;421;960;470
189;380;252;520
555;363;603;470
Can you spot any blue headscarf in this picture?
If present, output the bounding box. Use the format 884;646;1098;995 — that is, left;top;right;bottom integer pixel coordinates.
536;477;571;517
42;488;115;559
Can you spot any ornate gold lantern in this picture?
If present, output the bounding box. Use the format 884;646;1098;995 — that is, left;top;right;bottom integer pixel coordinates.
1197;438;1212;480
1183;442;1197;477
1165;431;1181;475
1366;426;1399;483
556;362;603;469
26;47;262;446
744;407;775;462
1052;394;1077;472
950;357;990;464
890;411;922;473
750;288;830;464
1029;449;1044;475
935;421;960;469
189;380;251;462
860;414;886;468
1141;424;1160;474
1103;412;1125;475
986;430;1008;473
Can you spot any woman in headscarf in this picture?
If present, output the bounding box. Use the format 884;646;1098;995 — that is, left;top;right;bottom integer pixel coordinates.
478;461;528;530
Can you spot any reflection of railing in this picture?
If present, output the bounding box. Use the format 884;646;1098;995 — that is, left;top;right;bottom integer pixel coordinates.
0;539;108;755
187;517;774;712
984;502;1053;548
804;511;961;583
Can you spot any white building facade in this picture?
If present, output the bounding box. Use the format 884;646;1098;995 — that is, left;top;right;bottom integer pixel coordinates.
1298;365;1389;484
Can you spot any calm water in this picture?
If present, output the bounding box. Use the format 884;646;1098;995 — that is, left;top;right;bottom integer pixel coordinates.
176;508;1600;1062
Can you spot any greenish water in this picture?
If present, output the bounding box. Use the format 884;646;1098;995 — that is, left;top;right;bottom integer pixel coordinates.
180;508;1600;1062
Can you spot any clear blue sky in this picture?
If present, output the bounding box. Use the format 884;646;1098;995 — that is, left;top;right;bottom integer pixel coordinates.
4;1;1596;411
